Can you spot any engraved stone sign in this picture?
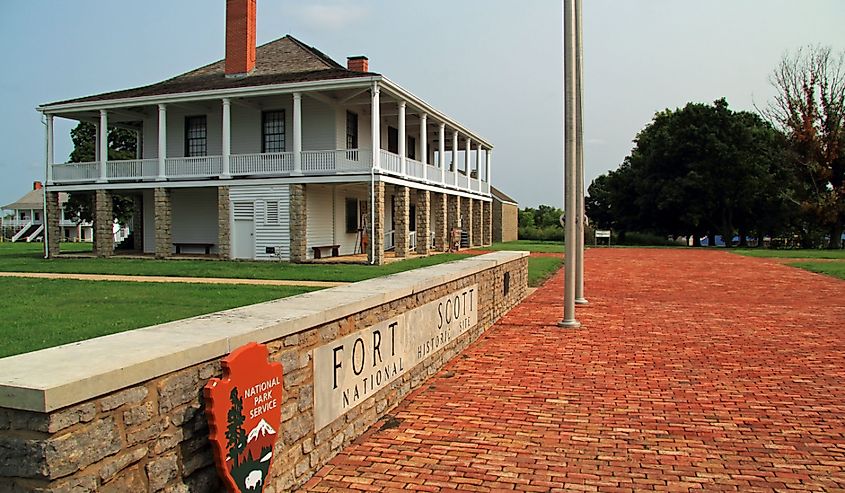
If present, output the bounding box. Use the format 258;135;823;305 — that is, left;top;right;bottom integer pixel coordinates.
313;284;478;430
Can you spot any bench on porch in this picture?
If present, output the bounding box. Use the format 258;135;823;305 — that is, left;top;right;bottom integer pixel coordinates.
312;245;340;259
173;242;215;255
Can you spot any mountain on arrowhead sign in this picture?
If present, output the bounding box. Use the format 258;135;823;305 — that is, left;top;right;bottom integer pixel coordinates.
204;343;283;493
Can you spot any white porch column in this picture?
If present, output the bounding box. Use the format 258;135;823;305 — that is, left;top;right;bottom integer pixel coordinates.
45;114;54;185
452;131;459;186
98;110;108;182
476;144;482;185
94;122;100;162
465;137;472;189
134;130;142;160
157;104;167;181
293;92;303;175
487;149;493;193
420;114;428;180
438;123;446;184
398;101;406;175
221;98;232;179
372;82;381;170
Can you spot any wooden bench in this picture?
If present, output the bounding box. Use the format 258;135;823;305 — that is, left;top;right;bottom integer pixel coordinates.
173;242;214;255
312;245;340;259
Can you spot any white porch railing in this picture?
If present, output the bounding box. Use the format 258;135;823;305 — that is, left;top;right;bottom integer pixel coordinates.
409;231;417;251
385;229;395;250
51;162;98;183
11;221;33;242
380;150;402;174
457;173;469;190
406;158;425;180
231;152;293;176
303;149;371;174
47;149;491;197
108;159;158;180
165;156;222;178
26;224;44;243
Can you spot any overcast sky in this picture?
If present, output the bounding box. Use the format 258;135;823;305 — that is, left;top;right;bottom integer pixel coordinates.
1;0;843;208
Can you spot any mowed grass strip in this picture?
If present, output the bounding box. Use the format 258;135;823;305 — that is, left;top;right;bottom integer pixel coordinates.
528;257;563;287
733;248;845;259
0;243;471;282
488;240;565;253
786;261;845;280
0;278;317;358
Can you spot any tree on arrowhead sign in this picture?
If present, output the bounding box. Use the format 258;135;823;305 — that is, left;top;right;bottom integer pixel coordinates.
205;343;283;492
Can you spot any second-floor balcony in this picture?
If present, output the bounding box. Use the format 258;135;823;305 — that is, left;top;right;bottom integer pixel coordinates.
49;149;491;195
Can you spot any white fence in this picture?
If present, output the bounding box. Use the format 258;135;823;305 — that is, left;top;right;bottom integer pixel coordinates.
49;149;491;197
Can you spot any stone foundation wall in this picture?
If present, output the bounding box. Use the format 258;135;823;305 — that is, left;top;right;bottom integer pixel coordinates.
394;186;409;257
289;184;306;263
45;191;60;258
154;188;171;259
0;253;528;493
432;192;448;252
216;187;230;259
368;182;385;265
416;190;431;255
93;190;113;258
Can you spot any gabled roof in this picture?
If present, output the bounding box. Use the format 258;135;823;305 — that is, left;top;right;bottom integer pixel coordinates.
43;36;376;107
491;186;518;206
3;190;70;210
3;189;43;210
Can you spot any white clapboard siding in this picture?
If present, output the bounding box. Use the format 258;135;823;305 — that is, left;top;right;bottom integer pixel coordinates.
230;185;291;261
302;98;336;151
306;185;335;259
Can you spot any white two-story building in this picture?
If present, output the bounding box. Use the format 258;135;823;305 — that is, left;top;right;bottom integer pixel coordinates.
39;0;493;264
2;181;95;243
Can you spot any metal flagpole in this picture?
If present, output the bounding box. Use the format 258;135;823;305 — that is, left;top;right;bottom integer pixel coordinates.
559;0;580;328
574;0;588;305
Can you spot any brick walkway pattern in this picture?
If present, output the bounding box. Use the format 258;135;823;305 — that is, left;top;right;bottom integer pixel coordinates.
303;249;845;492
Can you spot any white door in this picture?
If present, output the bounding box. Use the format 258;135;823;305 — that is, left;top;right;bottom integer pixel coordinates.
233;201;255;259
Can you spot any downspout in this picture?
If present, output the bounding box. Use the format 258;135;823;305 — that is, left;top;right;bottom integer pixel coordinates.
41;113;49;259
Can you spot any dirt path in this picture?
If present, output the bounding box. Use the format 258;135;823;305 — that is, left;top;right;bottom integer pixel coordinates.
303;248;845;492
0;271;348;288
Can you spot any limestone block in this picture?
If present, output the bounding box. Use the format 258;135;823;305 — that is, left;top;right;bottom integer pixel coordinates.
145;452;179;491
99;386;149;412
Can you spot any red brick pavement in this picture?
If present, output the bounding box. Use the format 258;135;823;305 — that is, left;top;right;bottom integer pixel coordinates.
302;249;845;492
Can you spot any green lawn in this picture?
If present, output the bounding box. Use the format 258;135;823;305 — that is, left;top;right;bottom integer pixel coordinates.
488;240;564;253
528;256;564;287
0;243;471;282
786;261;845;280
0;277;316;358
732;248;845;259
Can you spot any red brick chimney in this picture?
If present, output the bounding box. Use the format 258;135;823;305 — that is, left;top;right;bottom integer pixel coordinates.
33;181;43;190
347;56;369;73
225;0;257;77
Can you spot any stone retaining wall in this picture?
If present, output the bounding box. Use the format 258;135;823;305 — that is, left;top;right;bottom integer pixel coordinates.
0;252;528;492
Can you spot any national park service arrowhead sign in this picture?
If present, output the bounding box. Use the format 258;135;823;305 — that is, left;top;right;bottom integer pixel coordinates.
204;343;283;493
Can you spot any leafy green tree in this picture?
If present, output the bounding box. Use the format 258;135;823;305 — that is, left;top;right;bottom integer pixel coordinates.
588;99;791;245
766;45;845;248
64;122;137;226
226;388;247;468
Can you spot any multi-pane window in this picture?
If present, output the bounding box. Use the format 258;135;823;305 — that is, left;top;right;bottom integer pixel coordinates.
262;110;286;153
346;111;358;149
184;116;207;157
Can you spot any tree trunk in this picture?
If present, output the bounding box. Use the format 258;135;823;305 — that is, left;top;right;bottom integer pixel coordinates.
738;228;748;248
708;233;716;247
830;220;843;249
692;234;701;247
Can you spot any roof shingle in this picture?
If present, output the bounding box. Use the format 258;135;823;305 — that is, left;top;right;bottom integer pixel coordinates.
43;36;375;107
